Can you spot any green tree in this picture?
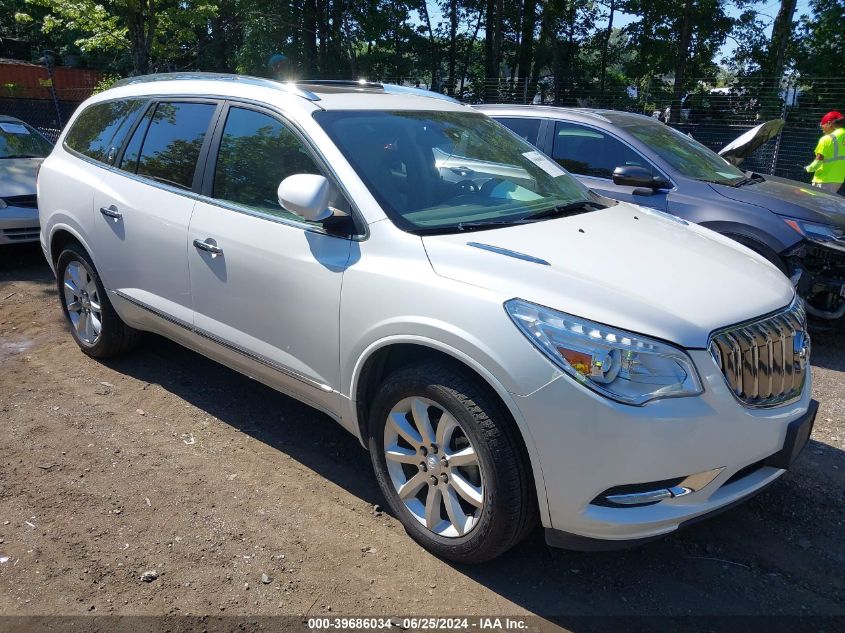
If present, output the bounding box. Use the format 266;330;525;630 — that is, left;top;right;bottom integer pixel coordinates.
20;0;217;74
623;0;733;121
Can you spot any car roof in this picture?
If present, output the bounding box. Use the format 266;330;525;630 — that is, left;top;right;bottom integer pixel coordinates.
472;104;657;127
100;73;468;114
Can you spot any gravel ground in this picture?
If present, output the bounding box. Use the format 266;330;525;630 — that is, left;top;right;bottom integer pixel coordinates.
0;243;843;629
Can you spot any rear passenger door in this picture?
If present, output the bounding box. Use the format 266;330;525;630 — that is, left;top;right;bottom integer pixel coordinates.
93;100;220;324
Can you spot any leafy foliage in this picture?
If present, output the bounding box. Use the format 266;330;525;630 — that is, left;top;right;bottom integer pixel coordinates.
1;0;839;106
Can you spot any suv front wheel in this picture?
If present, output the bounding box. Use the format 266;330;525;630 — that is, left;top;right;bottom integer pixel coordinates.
368;361;536;563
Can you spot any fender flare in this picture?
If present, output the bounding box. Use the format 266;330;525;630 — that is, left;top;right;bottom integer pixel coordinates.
349;334;553;527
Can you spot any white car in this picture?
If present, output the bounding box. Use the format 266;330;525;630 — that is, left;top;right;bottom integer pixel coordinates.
0;115;53;245
37;74;816;562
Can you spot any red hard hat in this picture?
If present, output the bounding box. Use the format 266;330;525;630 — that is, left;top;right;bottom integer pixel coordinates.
821;111;844;125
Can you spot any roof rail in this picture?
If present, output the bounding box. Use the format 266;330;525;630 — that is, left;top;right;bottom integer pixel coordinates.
297;79;384;89
111;72;321;101
381;83;461;104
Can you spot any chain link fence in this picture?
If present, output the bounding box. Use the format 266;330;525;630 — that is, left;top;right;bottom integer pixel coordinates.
389;75;842;184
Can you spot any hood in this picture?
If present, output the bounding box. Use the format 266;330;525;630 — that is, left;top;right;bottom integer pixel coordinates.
0;158;42;198
422;203;794;349
718;119;784;165
709;174;845;227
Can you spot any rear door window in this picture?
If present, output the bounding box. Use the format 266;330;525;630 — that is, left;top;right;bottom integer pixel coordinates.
129;102;216;190
64;99;146;164
495;117;542;146
552;122;651;179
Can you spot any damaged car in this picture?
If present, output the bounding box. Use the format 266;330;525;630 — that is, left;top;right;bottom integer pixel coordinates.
481;105;845;323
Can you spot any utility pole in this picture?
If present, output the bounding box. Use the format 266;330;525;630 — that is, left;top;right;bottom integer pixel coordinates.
40;50;63;129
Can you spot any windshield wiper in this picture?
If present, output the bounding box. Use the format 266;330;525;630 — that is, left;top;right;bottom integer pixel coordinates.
523;200;605;221
456;218;533;231
731;173;765;188
411;218;531;235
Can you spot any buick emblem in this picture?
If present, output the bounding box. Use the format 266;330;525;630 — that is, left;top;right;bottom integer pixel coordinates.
794;332;810;371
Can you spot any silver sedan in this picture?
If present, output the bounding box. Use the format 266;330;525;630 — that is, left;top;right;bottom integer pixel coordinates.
0;115;53;245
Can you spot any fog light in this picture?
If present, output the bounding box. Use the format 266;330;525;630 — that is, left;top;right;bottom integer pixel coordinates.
593;468;724;508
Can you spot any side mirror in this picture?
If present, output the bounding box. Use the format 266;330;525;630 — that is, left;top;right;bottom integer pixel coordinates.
612;165;669;190
278;174;332;222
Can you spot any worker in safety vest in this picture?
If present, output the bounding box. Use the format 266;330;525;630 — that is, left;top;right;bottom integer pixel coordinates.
805;111;845;194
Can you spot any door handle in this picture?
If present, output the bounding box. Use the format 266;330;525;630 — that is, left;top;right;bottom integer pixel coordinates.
99;205;122;221
193;238;224;257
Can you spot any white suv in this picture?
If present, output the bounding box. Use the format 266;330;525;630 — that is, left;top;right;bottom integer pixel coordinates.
38;74;816;562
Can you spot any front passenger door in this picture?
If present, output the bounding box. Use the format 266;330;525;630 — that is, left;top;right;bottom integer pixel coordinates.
547;121;668;210
187;104;353;412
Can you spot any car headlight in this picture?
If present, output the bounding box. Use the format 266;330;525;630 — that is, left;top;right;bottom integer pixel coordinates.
0;198;6;209
505;299;703;405
784;218;845;253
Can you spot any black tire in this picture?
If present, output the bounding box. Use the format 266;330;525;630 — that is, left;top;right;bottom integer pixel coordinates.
56;243;141;358
368;361;537;563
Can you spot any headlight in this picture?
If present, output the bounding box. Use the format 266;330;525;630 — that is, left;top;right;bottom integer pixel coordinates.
505;299;703;405
784;218;845;253
0;198;6;209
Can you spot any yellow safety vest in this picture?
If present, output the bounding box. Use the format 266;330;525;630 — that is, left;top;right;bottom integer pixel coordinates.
813;127;845;184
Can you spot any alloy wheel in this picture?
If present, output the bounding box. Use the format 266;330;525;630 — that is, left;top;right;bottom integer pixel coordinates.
383;397;484;537
63;260;103;346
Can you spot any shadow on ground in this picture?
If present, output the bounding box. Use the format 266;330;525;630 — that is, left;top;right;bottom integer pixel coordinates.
100;332;845;623
0;243;51;284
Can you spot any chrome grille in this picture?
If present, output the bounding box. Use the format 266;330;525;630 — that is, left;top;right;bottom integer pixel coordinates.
709;298;809;407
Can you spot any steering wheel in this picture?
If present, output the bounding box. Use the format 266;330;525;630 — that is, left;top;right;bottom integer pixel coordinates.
479;177;505;197
455;179;479;194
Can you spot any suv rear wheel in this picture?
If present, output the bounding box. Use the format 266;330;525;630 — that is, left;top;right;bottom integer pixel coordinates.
56;243;140;358
368;361;536;563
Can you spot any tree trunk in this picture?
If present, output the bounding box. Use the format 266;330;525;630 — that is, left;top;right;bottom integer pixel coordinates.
419;1;438;90
447;0;458;95
125;0;156;75
330;0;344;76
317;0;328;75
598;0;615;97
670;0;694;123
460;8;484;94
517;0;537;82
530;1;551;86
484;0;497;100
303;0;319;77
765;0;797;102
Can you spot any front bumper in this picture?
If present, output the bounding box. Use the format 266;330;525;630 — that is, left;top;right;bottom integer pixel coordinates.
0;205;40;244
787;242;845;319
513;349;814;546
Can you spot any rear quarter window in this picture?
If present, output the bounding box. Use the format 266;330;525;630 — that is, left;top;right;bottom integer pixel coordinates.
495;117;542;146
64;99;146;164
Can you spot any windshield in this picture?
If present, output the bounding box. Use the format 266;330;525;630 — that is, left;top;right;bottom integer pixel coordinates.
611;116;746;186
0;121;53;159
315;110;599;233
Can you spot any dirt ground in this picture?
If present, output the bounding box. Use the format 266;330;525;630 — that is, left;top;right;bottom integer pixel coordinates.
0;242;844;629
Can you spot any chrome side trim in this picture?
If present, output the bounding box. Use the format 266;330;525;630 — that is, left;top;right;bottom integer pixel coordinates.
466;242;550;265
603;467;724;506
113;290;194;331
112;290;332;393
